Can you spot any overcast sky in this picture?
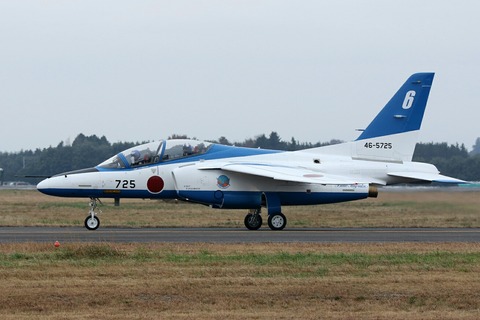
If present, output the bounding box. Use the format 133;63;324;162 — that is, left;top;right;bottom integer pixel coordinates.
1;0;479;152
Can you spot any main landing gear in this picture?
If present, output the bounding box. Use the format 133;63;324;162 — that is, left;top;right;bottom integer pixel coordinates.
243;209;287;231
244;209;263;230
267;212;287;231
84;197;102;230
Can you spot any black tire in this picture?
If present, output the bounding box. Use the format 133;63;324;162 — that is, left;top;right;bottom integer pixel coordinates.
267;213;286;231
84;215;100;230
244;213;262;230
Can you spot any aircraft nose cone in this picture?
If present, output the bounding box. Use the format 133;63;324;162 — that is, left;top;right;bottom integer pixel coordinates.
37;179;45;190
36;168;100;197
37;175;67;196
37;178;53;195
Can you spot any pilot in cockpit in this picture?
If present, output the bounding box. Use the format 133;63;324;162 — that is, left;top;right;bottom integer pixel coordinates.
130;150;141;165
183;144;193;156
130;149;154;166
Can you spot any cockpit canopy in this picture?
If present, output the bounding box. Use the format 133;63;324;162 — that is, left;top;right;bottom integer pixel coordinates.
97;139;212;169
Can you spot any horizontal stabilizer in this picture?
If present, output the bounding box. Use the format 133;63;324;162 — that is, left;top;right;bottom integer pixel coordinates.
388;172;466;184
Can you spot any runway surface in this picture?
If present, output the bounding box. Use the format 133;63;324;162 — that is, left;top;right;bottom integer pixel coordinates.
1;227;479;243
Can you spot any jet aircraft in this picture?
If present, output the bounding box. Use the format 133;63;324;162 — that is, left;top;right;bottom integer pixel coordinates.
37;73;464;231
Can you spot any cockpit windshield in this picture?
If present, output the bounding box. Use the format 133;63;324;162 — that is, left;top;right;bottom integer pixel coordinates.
97;139;212;169
162;139;211;161
97;141;164;169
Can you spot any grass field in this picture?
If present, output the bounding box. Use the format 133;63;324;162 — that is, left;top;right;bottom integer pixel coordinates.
1;188;480;228
1;242;480;319
1;189;480;319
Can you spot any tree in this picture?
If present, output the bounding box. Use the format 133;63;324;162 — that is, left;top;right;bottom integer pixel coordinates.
413;142;468;163
255;134;269;149
268;131;283;150
2;133;480;182
217;136;230;145
471;137;480;155
169;134;189;139
288;137;298;151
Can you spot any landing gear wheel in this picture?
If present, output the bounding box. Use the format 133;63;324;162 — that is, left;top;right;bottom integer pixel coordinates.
85;197;102;230
268;213;287;231
84;215;100;230
244;213;263;230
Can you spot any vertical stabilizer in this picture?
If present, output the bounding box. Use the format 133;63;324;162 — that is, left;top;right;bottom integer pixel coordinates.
353;73;434;162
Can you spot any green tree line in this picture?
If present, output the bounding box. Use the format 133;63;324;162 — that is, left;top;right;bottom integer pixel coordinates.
1;132;480;184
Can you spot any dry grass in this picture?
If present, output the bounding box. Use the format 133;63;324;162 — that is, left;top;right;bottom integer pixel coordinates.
1;189;480;319
1;242;480;319
1;189;480;228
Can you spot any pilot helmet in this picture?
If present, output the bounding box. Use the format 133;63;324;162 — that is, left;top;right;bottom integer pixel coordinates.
130;150;141;160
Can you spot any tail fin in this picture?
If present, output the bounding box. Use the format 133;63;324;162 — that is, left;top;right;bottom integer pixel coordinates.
353;73;435;162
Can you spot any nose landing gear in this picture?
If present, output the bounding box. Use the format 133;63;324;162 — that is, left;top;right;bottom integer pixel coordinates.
85;197;102;230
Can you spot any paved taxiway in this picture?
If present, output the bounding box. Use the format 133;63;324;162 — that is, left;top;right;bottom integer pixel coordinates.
1;227;479;243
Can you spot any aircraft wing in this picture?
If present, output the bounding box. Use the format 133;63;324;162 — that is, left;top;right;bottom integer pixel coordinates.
199;163;367;185
387;172;466;184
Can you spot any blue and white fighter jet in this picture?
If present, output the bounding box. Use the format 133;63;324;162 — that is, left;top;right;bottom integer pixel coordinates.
37;73;464;231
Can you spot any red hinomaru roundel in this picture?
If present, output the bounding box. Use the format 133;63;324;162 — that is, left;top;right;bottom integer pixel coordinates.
147;176;164;194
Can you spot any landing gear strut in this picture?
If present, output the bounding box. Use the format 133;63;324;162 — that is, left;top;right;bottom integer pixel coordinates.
244;209;262;230
84;197;101;230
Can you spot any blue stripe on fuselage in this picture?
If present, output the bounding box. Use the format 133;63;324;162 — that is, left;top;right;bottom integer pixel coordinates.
177;190;368;207
37;188;179;199
40;188;368;207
